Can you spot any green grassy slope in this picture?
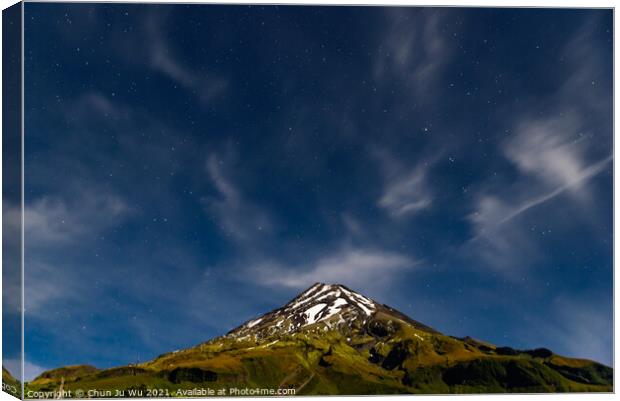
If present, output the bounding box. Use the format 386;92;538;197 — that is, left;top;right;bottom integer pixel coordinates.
27;311;612;396
3;366;21;399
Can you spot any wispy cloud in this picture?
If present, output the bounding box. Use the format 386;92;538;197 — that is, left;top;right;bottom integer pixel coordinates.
69;92;129;123
466;17;612;273
374;8;452;95
251;246;417;294
373;148;435;218
340;213;364;237
468;120;611;272
4;187;129;260
23;260;84;317
379;166;432;217
203;151;273;243
472;116;612;238
9;188;132;317
503;116;611;216
22;192;129;246
2;258;72;318
145;11;227;104
467;196;542;271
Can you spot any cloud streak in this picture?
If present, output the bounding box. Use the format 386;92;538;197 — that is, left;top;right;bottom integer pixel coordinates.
378;166;432;217
500;156;612;226
471;116;612;239
11;187;132;317
145;11;227;104
466;17;612;273
251;246;417;294
374;8;452;96
373;148;436;218
203;152;273;243
468;124;611;271
22;192;129;246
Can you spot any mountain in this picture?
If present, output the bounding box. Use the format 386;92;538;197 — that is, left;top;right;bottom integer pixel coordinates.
27;283;612;396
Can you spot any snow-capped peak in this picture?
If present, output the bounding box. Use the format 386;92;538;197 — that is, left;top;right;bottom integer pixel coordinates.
226;283;379;339
284;283;376;318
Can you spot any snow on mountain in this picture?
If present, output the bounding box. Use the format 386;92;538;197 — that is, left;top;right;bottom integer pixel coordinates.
226;283;381;340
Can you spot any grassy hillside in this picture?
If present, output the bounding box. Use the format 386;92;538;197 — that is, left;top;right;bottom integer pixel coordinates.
3;366;21;398
27;311;612;396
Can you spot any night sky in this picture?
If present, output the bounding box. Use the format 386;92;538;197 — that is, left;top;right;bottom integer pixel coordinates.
13;4;613;380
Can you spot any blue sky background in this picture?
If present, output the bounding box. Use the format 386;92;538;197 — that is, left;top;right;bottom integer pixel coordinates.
11;4;613;380
2;1;23;384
